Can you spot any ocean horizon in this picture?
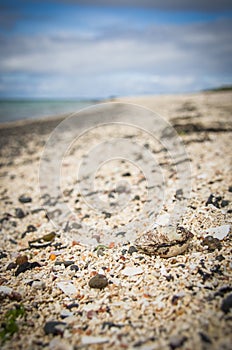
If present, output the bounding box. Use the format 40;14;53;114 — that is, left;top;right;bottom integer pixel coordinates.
0;99;99;123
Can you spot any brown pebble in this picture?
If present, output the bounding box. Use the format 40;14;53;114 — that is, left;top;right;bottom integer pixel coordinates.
16;255;28;265
201;235;222;251
88;274;108;289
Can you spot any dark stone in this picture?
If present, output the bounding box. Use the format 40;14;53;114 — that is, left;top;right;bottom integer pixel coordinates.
175;189;183;200
205;194;221;208
121;249;127;255
15;261;41;276
201;235;222;251
171;295;180;305
15;208;26;219
221;293;232;313
19;195;32;203
54;261;75;268
133;195;140;200
210;264;223;275
27;225;37;232
165;275;174;282
44;321;66;335
88;274;108;289
197;268;211;282
0;251;7;259
128;246;138;255
215;285;232;297
66;302;79;310
70;264;79;271
199;332;211;343
102;211;111;219
6;262;17;270
115;231;126;237
102;321;124;329
215;254;225;261
221;200;229;207
122;172;131;177
228;186;232;192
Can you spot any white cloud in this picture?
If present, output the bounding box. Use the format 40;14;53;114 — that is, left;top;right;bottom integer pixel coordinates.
0;18;231;97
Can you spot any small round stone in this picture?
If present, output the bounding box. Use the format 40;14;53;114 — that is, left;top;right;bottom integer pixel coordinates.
15;208;26;219
128;246;138;255
18;195;32;203
88;274;108;289
16;255;28;265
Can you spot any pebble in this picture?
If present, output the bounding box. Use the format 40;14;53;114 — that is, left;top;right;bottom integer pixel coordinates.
221;293;232;313
69;264;79;271
18;195;32;203
16;255;28;265
199;332;212;343
201;236;222;251
15;261;41;276
221;199;229;207
15;208;26;218
88;274;108;289
133;195;140;200
122;266;143;276
228;186;232;192
6;262;17;270
44;321;66;335
175;188;183;200
128;246;138;255
205;194;221;208
0;251;7;259
207;225;230;240
54;261;75;268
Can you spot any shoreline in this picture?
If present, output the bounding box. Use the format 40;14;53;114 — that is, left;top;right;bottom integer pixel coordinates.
0;89;231;131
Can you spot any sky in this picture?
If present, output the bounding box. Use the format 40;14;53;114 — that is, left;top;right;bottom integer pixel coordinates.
0;0;232;99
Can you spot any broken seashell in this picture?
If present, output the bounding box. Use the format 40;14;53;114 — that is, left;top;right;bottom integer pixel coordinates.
135;225;193;258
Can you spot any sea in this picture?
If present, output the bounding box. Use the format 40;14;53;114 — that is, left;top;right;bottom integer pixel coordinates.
0;99;98;123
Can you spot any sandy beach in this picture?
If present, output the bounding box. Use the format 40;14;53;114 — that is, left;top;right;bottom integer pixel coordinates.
0;90;232;350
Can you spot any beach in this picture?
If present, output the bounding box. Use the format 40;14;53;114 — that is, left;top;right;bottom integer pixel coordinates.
0;90;232;350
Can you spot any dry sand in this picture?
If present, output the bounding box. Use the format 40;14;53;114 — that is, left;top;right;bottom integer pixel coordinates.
0;91;231;350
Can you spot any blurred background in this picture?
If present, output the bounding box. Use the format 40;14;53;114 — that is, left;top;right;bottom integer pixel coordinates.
0;0;231;121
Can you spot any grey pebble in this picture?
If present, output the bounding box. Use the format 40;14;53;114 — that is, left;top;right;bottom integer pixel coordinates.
19;195;32;203
128;246;138;255
15;208;26;219
44;321;66;335
89;274;108;289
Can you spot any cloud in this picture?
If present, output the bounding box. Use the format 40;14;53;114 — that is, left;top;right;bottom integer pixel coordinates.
0;5;231;97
